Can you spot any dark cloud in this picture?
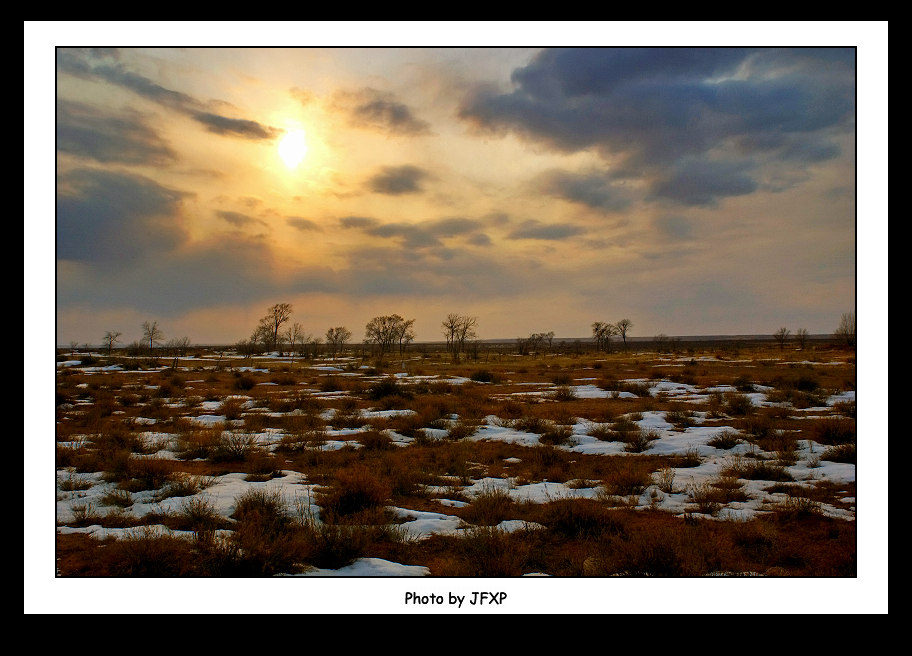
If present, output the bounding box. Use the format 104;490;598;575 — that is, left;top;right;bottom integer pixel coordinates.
370;222;441;249
334;244;534;299
216;211;267;228
341;219;441;249
56;99;176;165
536;169;632;212
57;168;188;266
339;216;380;230
338;215;487;250
649;158;757;206
484;212;511;226
91;62;199;111
57;49;280;142
507;219;584;241
56;48;116;79
425;217;484;236
653;215;694;240
367;165;432;195
337;87;431;135
778;135;842;163
510;47;750;99
191;112;281;139
459;48;855;207
58;232;338;316
287;217;323;232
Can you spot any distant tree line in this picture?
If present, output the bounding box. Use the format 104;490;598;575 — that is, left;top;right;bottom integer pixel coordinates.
515;331;554;357
95;322;192;358
84;309;856;362
591;319;633;352
771;312;855;351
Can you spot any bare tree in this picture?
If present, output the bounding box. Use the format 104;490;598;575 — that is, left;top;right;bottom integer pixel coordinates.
304;335;323;361
441;313;460;357
592;321;618;352
396;318;416;355
442;314;477;362
615;319;633;350
102;330;122;355
773;327;791;350
141;321;164;355
275;331;289;356
250;320;271;352
515;335;530;356
523;332;550;358
166;336;191;356
285;321;306;363
525;331;555;356
365;314;413;358
235;338;257;358
834;312;856;347
325;326;352;360
261;303;293;351
457;316;478;362
543;331;555;353
794;328;809;349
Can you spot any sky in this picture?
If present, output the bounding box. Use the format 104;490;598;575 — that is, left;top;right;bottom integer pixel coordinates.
33;24;885;348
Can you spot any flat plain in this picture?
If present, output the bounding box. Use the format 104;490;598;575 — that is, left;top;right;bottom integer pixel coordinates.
54;339;856;578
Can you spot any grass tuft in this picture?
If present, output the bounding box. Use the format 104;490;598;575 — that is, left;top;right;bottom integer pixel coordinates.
707;430;743;450
459;486;515;527
316;465;392;523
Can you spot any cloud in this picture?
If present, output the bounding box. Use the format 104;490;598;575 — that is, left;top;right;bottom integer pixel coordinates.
536;169;632;212
216;211;268;228
369;222;441;248
341;218;441;249
338;215;489;250
339;216;380;230
287;217;323;232
425;217;484;236
57;168;188;266
649;158;757;206
290;87;315;105
459;48;855;207
88;62;198;111
56;99;176;165
507;219;585;241
510;47;752;99
336;87;432;135
56;48;280;142
367;165;432;195
334;244;534;299
191;112;281;139
58;231;339;317
653;215;694;240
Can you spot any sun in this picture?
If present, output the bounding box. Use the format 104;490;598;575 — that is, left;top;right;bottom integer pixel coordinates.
277;129;309;169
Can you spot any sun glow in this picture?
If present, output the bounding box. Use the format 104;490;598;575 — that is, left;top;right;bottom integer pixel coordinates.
277;129;309;169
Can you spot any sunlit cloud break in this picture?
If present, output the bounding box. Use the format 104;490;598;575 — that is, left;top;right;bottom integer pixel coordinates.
54;44;858;346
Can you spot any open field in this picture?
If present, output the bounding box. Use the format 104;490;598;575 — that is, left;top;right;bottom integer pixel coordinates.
52;338;859;585
39;40;887;615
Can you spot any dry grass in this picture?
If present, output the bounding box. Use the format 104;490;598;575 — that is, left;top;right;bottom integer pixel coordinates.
722;455;794;482
315;464;393;523
600;458;654;496
54;341;857;578
807;417;856;446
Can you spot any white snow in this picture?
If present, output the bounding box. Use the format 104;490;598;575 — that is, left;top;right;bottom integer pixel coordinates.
37;355;886;615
